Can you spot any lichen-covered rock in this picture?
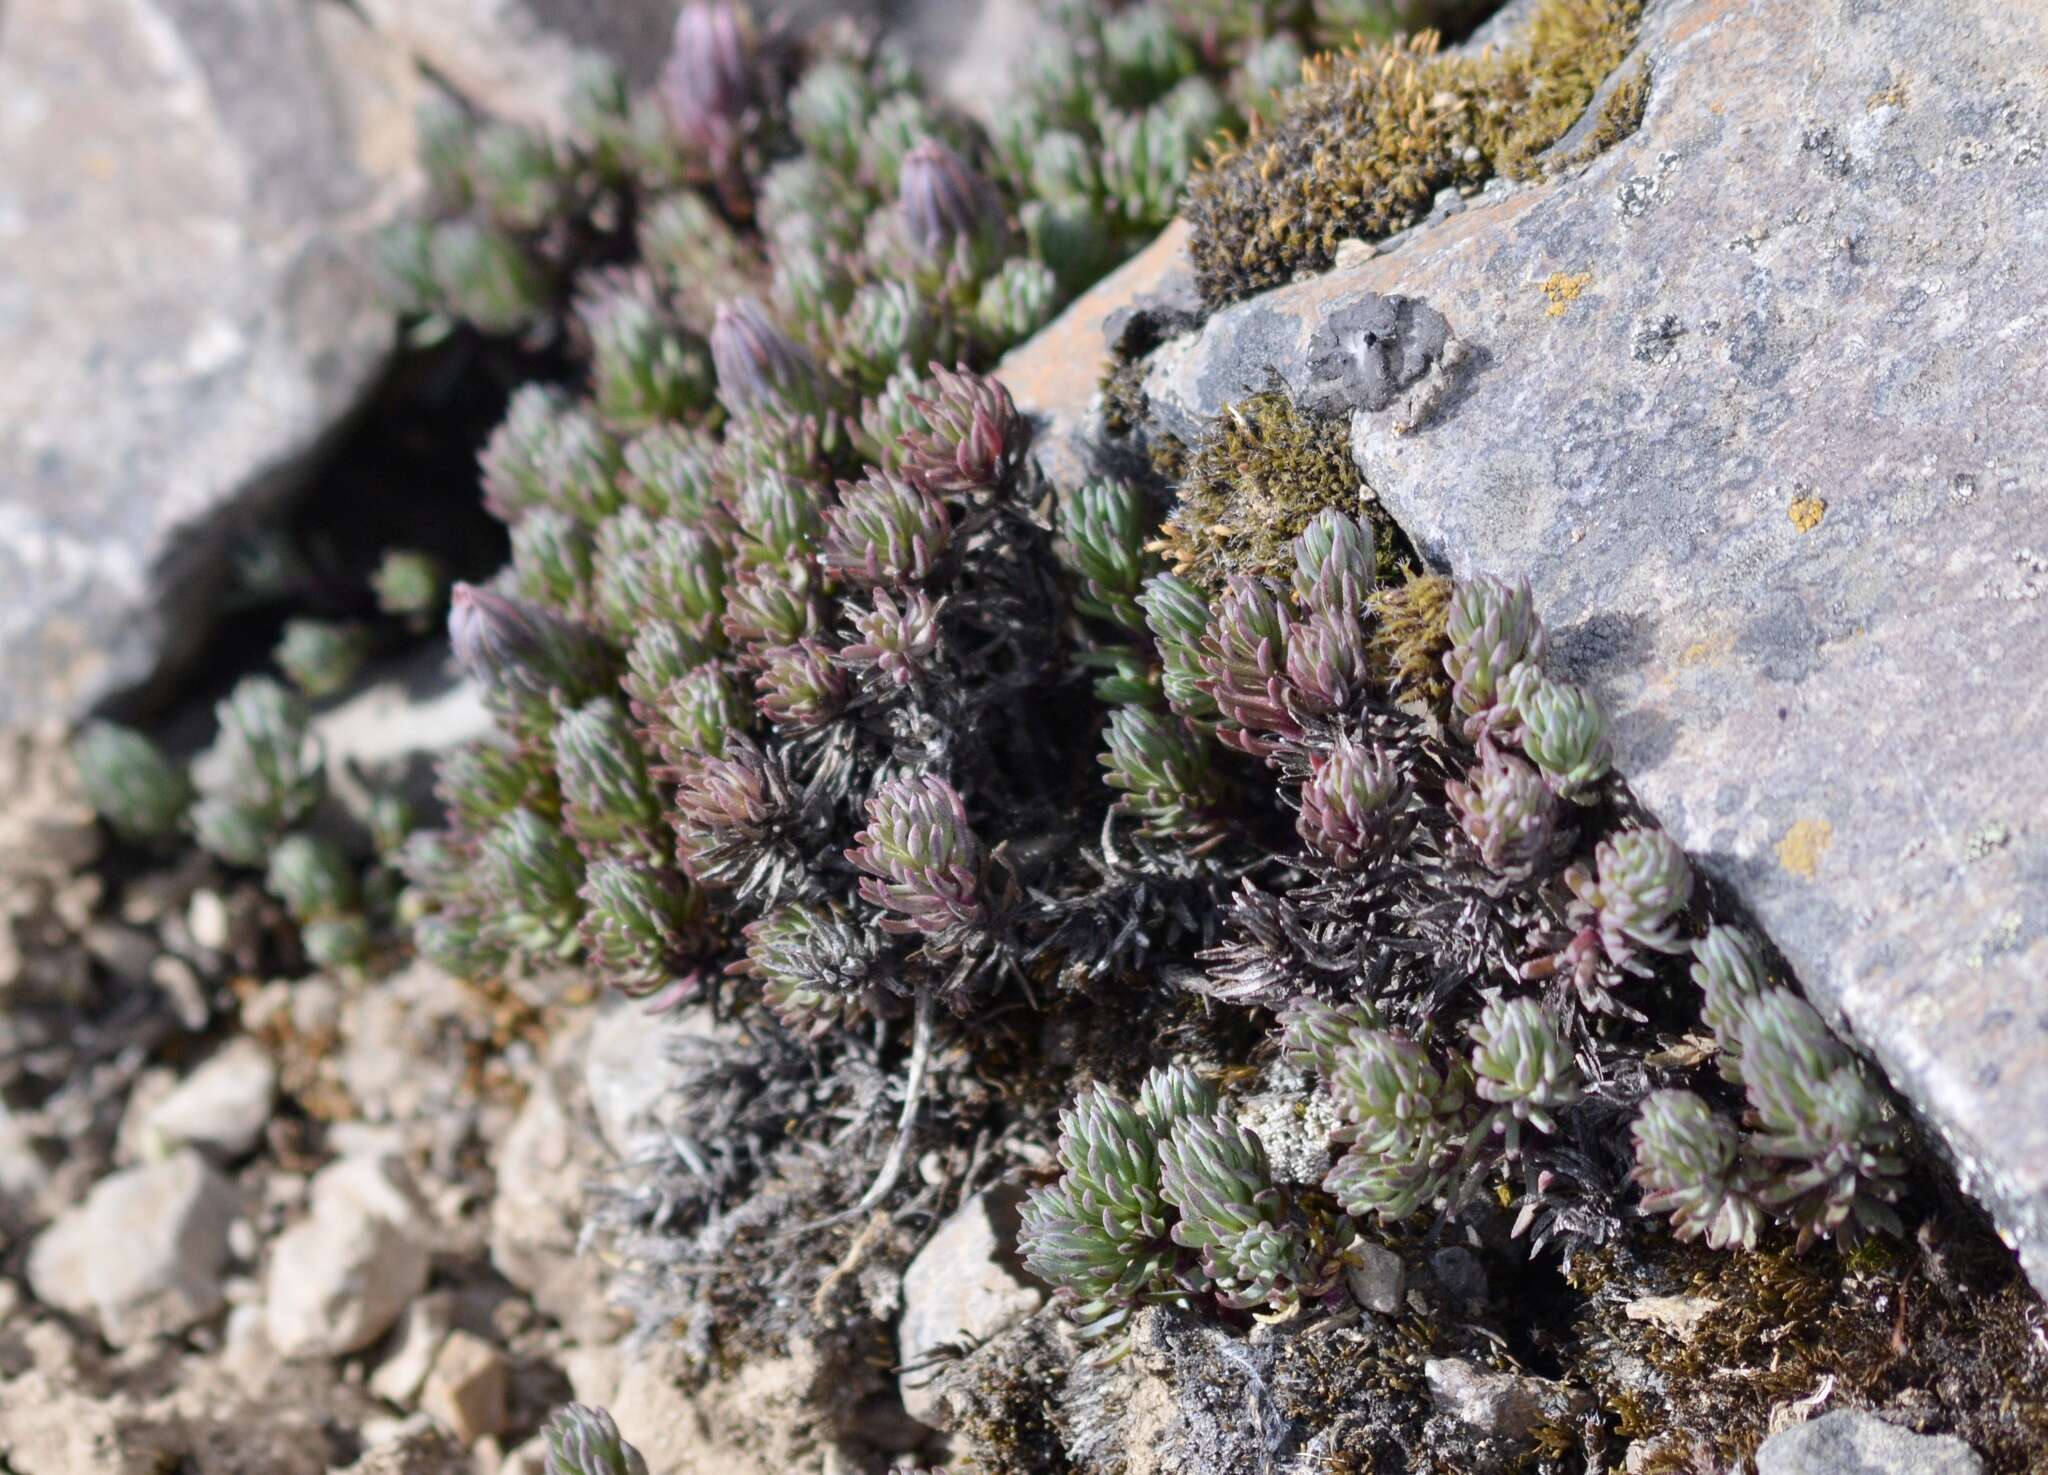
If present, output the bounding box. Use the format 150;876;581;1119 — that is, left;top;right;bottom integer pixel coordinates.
1099;0;2048;1297
0;0;418;723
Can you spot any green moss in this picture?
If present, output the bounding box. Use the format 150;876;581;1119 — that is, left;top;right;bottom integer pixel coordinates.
1183;0;1644;305
1157;392;1405;589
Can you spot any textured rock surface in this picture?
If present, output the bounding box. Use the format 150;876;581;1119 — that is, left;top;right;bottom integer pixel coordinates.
0;0;419;723
1755;1411;1986;1475
1058;0;2048;1295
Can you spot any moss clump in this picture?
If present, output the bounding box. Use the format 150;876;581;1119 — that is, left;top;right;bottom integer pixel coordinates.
1564;1225;2048;1474
1155;392;1404;589
1366;569;1454;699
1563;59;1650;166
1184;0;1644;305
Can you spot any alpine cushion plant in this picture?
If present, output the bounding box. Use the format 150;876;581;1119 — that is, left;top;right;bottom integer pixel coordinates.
363;0;1927;1369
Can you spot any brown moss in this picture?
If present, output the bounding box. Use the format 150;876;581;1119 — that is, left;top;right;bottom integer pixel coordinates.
1153;392;1405;590
1367;570;1454;701
1563;1223;2048;1474
1183;0;1645;306
1563;59;1651;166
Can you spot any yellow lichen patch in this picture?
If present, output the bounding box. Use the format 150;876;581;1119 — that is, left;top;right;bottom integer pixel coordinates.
1788;495;1827;532
1776;818;1834;878
1867;75;1909;110
1540;269;1593;317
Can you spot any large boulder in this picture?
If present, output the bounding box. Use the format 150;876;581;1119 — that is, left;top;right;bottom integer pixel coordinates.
1009;0;2048;1295
0;0;421;724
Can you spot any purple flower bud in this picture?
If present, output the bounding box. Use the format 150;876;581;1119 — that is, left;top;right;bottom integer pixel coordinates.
900;366;1028;495
898;139;1000;259
659;2;757;157
711;297;823;417
847;774;989;936
448;582;607;706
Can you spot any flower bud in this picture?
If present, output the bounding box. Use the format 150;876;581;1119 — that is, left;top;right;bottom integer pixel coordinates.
711;297;824;419
448;584;609;709
658;2;758;159
898;138;1001;263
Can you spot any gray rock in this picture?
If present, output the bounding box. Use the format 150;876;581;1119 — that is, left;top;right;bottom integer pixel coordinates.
1346;1240;1406;1316
1755;1411;1985;1475
143;1037;278;1160
310;646;496;838
583;1002;733;1166
1425;1358;1582;1445
896;1187;1045;1427
25;1150;237;1345
1129;0;2048;1297
0;0;418;723
264;1154;432;1359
